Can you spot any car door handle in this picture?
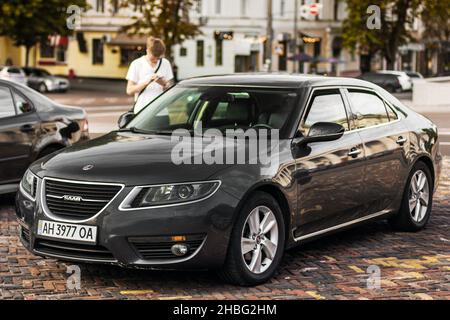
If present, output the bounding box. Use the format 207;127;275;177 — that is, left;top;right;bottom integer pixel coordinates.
396;136;407;145
20;124;34;133
348;147;362;158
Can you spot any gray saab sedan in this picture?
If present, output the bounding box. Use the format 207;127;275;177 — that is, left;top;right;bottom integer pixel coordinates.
16;75;442;286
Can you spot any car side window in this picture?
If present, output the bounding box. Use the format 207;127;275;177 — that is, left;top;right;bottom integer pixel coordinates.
301;89;349;136
0;86;16;119
12;90;34;114
385;103;398;121
348;90;390;129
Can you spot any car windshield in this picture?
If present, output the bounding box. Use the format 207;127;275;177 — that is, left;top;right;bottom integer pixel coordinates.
126;86;298;136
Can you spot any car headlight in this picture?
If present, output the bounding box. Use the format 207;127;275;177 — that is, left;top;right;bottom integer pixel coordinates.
21;170;38;200
121;181;221;209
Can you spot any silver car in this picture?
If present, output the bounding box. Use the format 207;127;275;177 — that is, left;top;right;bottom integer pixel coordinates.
23;67;70;93
0;66;27;86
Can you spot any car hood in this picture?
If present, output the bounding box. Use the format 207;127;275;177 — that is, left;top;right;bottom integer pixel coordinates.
32;131;241;186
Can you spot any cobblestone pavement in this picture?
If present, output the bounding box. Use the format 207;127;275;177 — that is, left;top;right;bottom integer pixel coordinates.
1;159;449;300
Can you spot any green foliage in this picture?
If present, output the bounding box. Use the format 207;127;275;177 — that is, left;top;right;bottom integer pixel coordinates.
421;0;450;44
342;0;422;69
115;0;201;58
0;0;89;65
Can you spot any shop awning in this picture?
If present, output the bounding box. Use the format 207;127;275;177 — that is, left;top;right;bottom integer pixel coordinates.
109;34;147;46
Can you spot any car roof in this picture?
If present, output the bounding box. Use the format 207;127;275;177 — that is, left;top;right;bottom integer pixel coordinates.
179;73;377;89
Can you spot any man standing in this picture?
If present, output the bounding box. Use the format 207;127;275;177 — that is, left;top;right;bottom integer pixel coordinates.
126;37;174;113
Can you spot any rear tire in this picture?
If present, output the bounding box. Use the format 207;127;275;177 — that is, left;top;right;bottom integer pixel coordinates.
389;162;433;231
38;83;47;93
218;191;285;286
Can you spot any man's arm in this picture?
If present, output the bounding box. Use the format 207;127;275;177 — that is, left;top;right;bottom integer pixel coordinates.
126;75;158;96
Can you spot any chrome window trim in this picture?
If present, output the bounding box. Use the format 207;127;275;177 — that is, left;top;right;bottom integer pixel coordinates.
41;176;125;224
297;85;403;136
118;180;222;211
294;209;391;242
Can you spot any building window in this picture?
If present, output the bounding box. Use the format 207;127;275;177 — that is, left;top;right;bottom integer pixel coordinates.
195;0;202;14
180;47;188;57
215;0;221;14
56;46;67;63
40;41;54;58
96;0;105;12
241;0;247;16
215;39;223;66
112;0;119;14
92;39;104;65
120;47;143;66
280;0;285;16
196;40;204;66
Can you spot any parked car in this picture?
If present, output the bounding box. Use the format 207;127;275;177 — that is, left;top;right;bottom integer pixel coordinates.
357;72;402;92
405;71;424;80
16;74;442;285
22;67;70;93
0;66;27;86
378;70;413;91
0;79;89;195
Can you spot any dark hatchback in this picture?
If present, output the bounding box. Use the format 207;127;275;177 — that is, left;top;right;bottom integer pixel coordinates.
0;79;88;195
16;75;442;285
358;72;402;92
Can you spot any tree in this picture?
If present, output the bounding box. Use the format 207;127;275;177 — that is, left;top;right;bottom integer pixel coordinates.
420;0;450;73
342;0;421;71
114;0;201;59
0;0;88;66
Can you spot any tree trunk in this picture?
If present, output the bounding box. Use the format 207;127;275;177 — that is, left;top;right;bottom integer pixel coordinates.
25;45;31;67
385;58;395;70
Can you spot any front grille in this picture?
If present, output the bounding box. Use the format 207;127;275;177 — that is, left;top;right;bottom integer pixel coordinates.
35;239;115;261
44;179;122;220
129;234;205;260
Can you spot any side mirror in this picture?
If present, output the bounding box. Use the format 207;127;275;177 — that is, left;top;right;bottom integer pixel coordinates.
298;122;345;145
118;112;134;129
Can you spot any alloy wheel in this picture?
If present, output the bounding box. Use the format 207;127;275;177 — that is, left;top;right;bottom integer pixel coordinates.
408;170;430;223
241;205;279;274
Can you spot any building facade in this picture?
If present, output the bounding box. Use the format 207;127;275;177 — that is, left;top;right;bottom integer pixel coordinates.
1;0;361;79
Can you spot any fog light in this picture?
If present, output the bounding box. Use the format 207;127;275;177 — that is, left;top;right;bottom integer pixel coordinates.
171;244;189;256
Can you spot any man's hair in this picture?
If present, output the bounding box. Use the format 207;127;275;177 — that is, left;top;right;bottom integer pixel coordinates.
147;37;166;58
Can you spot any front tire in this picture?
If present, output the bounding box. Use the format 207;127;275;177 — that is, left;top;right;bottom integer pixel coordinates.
218;191;285;286
389;162;433;231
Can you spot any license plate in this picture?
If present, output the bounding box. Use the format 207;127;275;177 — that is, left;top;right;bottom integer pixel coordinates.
37;220;97;243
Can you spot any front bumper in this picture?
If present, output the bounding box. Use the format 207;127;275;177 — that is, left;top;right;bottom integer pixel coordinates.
16;178;240;269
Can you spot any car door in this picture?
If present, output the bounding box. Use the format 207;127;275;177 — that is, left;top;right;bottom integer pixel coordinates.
344;88;409;215
292;88;366;239
26;69;40;90
0;84;40;184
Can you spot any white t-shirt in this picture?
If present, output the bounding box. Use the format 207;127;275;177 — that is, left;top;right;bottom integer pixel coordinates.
126;56;174;113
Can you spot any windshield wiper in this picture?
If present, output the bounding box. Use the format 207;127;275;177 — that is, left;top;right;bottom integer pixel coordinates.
120;127;172;135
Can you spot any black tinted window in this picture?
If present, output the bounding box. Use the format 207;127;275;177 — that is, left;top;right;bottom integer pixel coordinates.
127;86;298;136
8;67;21;74
302;90;349;135
348;90;389;129
0;86;16;118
